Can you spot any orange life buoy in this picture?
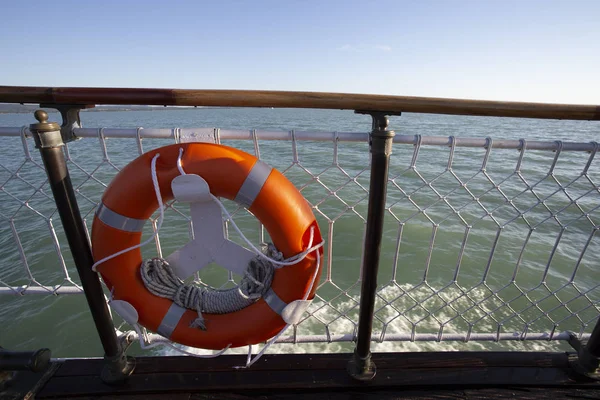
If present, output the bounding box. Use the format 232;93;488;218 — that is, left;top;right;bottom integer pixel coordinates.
91;143;323;349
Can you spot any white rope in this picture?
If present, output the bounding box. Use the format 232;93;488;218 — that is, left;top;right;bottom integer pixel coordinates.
91;153;165;272
174;147;324;365
109;298;232;358
132;325;233;357
140;247;280;330
239;246;321;368
177;147;186;175
212;196;322;268
176;147;325;267
94;151;234;356
96;147;323;363
121;239;318;363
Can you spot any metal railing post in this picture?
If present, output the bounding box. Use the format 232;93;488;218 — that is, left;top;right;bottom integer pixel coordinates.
569;317;600;379
347;111;397;381
585;319;600;358
29;110;134;384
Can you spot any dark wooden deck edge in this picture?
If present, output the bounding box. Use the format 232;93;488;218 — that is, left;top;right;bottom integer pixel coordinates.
12;351;596;399
51;351;571;377
0;86;599;120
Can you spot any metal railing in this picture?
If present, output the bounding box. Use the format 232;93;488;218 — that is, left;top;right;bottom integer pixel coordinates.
1;124;598;340
1;86;599;381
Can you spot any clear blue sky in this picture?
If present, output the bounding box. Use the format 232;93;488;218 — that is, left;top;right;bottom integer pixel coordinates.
1;0;598;104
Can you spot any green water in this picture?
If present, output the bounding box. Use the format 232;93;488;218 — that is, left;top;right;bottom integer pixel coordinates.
0;108;598;357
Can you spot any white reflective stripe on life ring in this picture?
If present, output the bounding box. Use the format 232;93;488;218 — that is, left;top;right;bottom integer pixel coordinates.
234;160;272;208
96;202;146;233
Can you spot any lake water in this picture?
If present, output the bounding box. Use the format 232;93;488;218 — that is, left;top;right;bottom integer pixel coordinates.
0;108;598;357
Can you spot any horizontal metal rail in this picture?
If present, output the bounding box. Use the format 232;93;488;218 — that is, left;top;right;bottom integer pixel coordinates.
0;86;599;120
0;285;83;295
0;126;597;152
132;330;589;346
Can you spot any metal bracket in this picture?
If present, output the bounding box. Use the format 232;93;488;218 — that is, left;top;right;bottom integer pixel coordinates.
0;346;51;372
118;330;136;354
355;110;403;117
29;110;64;149
101;333;135;385
347;349;376;381
40;103;95;143
355;110;398;156
101;351;135;385
568;331;600;380
179;128;219;143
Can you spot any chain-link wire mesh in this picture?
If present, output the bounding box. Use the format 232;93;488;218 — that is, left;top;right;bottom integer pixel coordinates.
0;125;598;345
379;136;599;342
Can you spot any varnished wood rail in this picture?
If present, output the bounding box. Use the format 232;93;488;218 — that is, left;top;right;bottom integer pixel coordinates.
0;86;599;120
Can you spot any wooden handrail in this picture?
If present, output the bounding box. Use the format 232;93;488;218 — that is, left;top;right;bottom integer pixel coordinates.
0;86;598;120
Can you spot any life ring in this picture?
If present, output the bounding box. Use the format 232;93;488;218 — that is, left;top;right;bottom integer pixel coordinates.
91;143;323;349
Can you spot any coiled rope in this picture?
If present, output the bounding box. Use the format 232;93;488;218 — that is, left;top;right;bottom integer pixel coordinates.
139;244;283;330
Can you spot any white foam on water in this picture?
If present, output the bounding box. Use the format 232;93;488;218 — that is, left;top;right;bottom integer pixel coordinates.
156;282;567;358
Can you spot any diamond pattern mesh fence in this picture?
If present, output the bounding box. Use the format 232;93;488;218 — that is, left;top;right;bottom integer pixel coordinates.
0;124;599;346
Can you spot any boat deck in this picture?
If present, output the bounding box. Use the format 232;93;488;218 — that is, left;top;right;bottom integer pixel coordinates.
3;351;600;399
1;88;600;399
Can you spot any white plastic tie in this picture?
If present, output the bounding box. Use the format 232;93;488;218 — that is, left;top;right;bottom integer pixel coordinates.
109;300;139;325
